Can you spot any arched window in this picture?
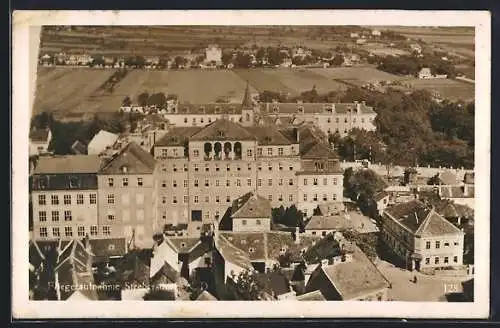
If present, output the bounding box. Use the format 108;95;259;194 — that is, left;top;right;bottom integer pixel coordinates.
234;142;242;160
204;142;212;158
214;142;222;160
223;142;232;158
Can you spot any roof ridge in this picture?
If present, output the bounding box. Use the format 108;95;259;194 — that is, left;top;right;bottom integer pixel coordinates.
263;232;269;261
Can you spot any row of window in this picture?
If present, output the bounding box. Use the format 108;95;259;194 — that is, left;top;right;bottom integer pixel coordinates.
424;256;459;265
161;194;296;205
107;193;144;205
302;177;339;186
425;241;460;249
239;219;263;226
324;117;372;124
303;193;338;201
162;177;299;189
161;163;298;173
106;209;144;222
38;210;72;222
107;177;143;187
38;194;96;206
39;225;110;238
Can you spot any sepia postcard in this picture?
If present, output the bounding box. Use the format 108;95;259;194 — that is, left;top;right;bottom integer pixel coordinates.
12;10;490;319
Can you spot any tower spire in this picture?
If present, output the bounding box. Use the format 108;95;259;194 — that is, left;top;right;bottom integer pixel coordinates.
242;81;253;108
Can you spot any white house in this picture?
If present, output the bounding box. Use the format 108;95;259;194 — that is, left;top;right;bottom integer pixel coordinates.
205;45;222;65
29;128;52;156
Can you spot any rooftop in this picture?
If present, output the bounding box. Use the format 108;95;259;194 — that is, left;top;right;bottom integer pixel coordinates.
154;126;201;147
29;128;51;142
34;155;103;174
190;118;256;141
231;192;272;219
304;215;353;231
99;142;156;174
296;289;327;301
261;102;376;115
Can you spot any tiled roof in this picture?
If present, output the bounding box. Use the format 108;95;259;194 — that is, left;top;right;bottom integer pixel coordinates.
384;200;462;236
166;237;201;254
231;192;272;219
190;119;256;141
88;130;119;153
34;155;102;174
373;191;390;201
296;289;327;301
216;234;254;271
438;170;459;185
300;142;338;160
71;140;88;155
30;128;50;142
435;201;474;218
304;215;353;231
89;238;127;260
154;127;202;147
175;103;243;115
261;102;376;115
99;142;156;174
320;244;390;300
244;126;294;146
440;185;474;198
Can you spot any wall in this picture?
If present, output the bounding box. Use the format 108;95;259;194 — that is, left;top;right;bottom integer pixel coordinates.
163;114;242;127
232;217;271;232
297;173;343;217
417;234;465;268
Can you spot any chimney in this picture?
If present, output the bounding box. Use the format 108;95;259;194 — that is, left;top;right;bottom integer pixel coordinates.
294;128;300;143
414;211;419;225
294;226;300;244
355;101;361;113
463;184;468;197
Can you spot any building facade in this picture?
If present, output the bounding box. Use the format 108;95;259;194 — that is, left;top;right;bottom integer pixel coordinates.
381;200;465;272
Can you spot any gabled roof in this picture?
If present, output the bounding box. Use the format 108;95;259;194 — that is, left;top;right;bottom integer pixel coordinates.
150;238;181;279
89;238;126;261
302;234;342;264
216;234;254;271
34;155;102;174
231;192;272;219
440;185;474;199
154;127;201;147
196;290;218;301
435;201;474;218
254;271;291;296
244;126;293;145
88;130;119;152
189;119;256;141
99;142;156;174
373;191;390;201
319;244;390;300
29;128;51;142
384;200;463;236
301;142;338;159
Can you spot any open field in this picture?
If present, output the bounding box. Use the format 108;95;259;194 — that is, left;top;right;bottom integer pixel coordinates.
32;66;474;115
401;78;475;102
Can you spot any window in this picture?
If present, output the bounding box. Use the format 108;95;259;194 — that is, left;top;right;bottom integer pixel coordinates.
184;117;188;123
77;194;84;204
247;179;252;186
258;166;262;171
226;165;230;172
279;194;283;201
453;256;458;263
51;195;59;205
426;241;431;249
65;226;73;237
257;148;263;156
194;196;199;203
361;118;365;123
107;194;115;204
312;231;317;235
226;180;230;187
51;211;59;222
137;178;143;186
268;179;272;186
205;179;209;187
344;118;348;123
173;164;178;172
226;196;231;203
444;257;449;264
289;194;293;201
435;241;440;249
236;179;241;187
183;180;188;188
267;148;273;156
194;180;199;187
289;179;294;186
52;227;60;238
323;194;327;201
256;220;261;225
108;178;114;187
63;194;71;205
335;117;339;123
247;149;253;157
279;165;283;171
215;165;220;172
278;148;283;156
304;179;308;186
38;211;47;222
333;178;338;185
242;220;247;226
64;210;72;221
257;179;262;187
268;165;272;171
161;149;168;158
103;226;111;236
193;150;199;157
313;178;318;186
332;194;337;201
444;242;450;247
39;227;48;238
122;178;128;187
183;195;189;203
78;226;85;237
425;258;430;265
162;196;167;204
205;165;209;172
173;196;178;204
183;164;188;172
216;196;220;203
289;166;293;171
38;195;46;205
215;180;220;187
90;226;98;236
248;164;252;171
268;195;273;201
327;118;331;123
435;257;440;264
353;118;356;123
454;242;459;246
136;194;144;205
173;180;177;187
137;210;144;221
205;196;210;203
303;194;308;201
313;194;318;201
323;178;328;186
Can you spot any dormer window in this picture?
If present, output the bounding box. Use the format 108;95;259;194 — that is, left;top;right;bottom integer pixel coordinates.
297;106;304;113
215;107;221;114
199;106;205;113
121;166;128;173
38;176;48;189
218;130;225;137
69;176;78;188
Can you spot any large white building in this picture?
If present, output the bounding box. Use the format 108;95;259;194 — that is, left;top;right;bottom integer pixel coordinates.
205;45;222;65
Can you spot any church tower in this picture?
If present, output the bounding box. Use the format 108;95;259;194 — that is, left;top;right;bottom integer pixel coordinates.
240;82;255;127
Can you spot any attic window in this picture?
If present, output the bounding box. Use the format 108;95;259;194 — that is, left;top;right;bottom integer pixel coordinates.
121;166;128;173
183;108;188;113
215;107;221;113
228;236;233;241
181;242;186;248
218;130;225;137
38;177;48;189
273;105;279;113
249;247;255;253
297;106;304;113
254;239;260;244
241;240;247;245
264;136;272;143
108;244;115;251
69;176;79;188
199;107;205;113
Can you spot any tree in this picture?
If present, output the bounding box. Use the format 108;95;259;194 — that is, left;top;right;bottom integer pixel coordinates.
137;92;149;107
122;96;132;107
331;54;344;66
221;52;233;67
232;270;269;300
234;52;252;68
147;92;167;107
